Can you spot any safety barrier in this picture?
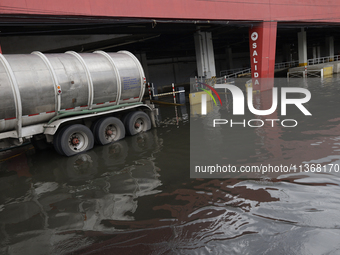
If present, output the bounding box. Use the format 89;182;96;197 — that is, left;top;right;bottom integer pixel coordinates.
147;82;185;104
220;55;340;79
220;67;249;76
275;60;299;69
223;68;251;78
287;69;324;78
307;55;340;65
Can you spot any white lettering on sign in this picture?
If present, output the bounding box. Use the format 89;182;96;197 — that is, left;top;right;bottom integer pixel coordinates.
250;30;259;85
251;32;258;41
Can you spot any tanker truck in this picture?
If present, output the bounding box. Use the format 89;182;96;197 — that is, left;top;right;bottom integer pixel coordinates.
0;50;157;156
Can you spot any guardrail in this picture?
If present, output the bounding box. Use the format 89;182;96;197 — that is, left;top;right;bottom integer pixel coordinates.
220;67;248;76
219;60;298;77
220;55;340;79
194;76;234;87
287;69;324;78
224;68;251;78
307;55;340;65
147;82;185;105
215;76;234;84
275;60;299;69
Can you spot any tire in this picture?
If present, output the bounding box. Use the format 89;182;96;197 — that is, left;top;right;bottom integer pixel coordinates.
121;113;130;127
125;111;151;136
91;118;104;144
54;124;94;156
94;117;125;145
53;126;68;156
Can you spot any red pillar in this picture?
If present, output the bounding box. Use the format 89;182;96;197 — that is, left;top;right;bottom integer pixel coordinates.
249;21;277;91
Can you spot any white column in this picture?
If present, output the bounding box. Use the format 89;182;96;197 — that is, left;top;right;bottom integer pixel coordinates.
317;46;321;58
326;36;334;61
313;47;317;59
298;28;307;66
194;31;216;78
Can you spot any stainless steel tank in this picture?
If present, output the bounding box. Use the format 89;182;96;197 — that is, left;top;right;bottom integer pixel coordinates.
0;51;145;133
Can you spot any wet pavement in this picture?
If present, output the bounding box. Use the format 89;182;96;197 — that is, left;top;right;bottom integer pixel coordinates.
1;76;340;255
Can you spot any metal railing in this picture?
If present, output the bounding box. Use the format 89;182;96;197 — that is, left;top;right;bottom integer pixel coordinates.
219;60;298;77
194;76;235;87
224;68;251;78
219;60;298;78
307;55;340;65
275;60;299;69
287;69;324;78
215;76;234;85
218;55;340;81
220;67;249;76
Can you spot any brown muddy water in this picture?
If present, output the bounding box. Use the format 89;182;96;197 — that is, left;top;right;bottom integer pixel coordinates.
0;76;340;255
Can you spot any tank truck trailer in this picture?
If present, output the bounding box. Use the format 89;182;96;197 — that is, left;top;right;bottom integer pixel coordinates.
0;51;157;156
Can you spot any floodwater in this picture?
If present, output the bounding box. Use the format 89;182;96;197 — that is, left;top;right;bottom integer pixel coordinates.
0;76;340;255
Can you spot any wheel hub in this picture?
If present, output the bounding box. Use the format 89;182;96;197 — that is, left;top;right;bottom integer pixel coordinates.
106;129;113;136
72;137;80;145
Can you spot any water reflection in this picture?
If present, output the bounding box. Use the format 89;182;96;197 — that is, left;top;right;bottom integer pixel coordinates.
0;77;340;254
0;130;165;254
191;78;340;179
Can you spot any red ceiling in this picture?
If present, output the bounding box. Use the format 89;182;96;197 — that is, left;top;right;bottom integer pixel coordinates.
0;0;339;23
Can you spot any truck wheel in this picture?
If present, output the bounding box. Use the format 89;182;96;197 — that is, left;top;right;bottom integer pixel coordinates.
125;111;151;136
53;126;68;155
55;124;94;156
91;118;104;144
121;113;130;127
94;117;125;145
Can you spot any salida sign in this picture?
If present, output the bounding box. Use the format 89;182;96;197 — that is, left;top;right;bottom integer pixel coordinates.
250;31;260;80
248;23;277;91
250;29;264;91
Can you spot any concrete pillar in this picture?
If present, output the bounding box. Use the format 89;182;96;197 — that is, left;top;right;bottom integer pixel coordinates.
194;31;216;78
326;36;334;61
317;46;321;58
225;47;233;70
298;28;307;66
249;21;277;91
312;47;317;59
